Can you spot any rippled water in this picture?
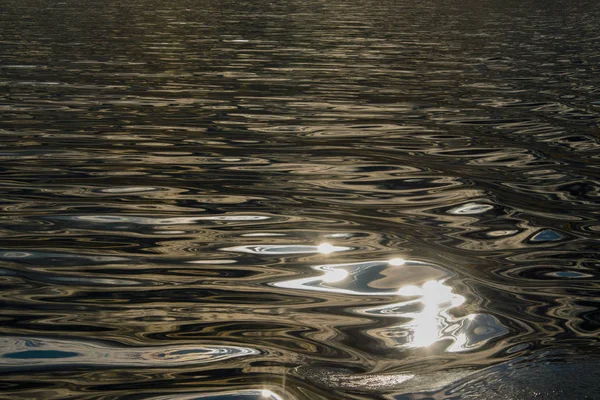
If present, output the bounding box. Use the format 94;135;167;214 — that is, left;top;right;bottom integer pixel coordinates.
1;0;600;398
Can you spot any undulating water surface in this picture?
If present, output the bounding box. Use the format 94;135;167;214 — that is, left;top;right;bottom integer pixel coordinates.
1;0;600;398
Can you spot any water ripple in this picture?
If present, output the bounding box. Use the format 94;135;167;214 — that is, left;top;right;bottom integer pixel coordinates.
1;0;599;398
0;336;259;370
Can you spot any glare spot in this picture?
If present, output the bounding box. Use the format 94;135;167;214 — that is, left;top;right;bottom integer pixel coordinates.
398;285;421;297
260;390;283;400
321;268;349;283
405;280;463;348
388;258;406;266
422;280;452;305
448;202;493;215
317;242;336;254
411;307;440;348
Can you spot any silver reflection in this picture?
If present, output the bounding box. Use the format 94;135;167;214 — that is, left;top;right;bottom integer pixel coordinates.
221;243;350;255
402;280;465;348
275;258;507;351
362;280;507;351
0;336;259;369
274;259;451;296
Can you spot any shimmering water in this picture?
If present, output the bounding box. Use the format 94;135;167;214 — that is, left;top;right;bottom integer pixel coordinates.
1;0;599;398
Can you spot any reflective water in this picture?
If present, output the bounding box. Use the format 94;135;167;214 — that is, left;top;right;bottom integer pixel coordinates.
1;0;599;398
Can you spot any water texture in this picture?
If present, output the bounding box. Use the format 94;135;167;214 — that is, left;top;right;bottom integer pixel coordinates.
1;0;599;398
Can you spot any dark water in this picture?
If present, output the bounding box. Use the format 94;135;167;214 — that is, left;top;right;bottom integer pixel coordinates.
1;0;600;398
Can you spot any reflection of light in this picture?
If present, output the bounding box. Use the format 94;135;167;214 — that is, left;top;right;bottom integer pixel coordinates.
321;268;349;283
398;280;463;348
411;306;440;348
388;258;406;266
452;296;466;308
260;389;283;400
447;332;469;353
317;243;335;254
398;285;421;297
422;280;452;306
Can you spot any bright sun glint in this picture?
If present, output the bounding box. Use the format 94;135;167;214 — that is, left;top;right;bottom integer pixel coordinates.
388;257;406;266
321;268;349;283
317;242;335;254
399;280;461;349
260;389;283;400
398;285;421;297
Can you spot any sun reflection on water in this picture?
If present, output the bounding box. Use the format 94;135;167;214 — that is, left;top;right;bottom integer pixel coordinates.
388;257;406;266
274;257;507;352
317;242;336;254
260;389;284;400
321;268;349;283
401;280;465;348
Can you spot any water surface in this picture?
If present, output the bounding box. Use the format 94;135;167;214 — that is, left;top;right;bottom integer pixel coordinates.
1;0;599;398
